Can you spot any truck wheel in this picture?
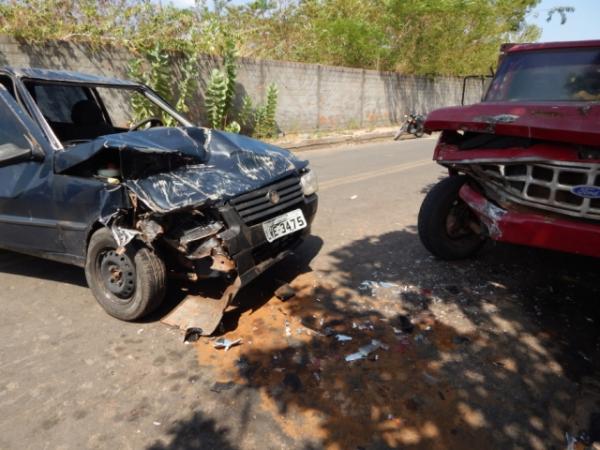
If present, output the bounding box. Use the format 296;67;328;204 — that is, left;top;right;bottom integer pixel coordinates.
85;228;166;320
418;176;486;260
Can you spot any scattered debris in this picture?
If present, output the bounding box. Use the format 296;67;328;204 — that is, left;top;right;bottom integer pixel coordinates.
285;321;292;337
566;432;577;450
211;381;236;393
213;338;242;351
359;280;401;297
335;334;353;342
153;421;161;427
184;327;204;343
352;321;374;331
345;340;385;362
275;283;296;302
350;195;358;200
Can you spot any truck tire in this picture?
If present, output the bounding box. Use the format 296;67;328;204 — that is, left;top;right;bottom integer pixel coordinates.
418;176;486;260
85;228;166;320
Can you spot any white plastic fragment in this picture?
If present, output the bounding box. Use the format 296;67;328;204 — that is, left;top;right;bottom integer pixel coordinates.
345;339;384;362
565;432;577;450
359;280;401;297
213;338;242;351
335;334;352;342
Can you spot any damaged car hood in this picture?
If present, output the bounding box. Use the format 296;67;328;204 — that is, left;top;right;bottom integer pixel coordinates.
55;127;306;213
425;102;600;147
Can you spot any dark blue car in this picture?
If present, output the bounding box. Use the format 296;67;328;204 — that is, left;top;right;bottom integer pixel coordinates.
0;68;318;334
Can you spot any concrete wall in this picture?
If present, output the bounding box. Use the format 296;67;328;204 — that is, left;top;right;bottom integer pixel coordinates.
0;35;486;133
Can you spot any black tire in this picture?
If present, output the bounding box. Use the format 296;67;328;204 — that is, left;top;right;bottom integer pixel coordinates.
85;228;166;320
418;176;486;260
415;128;424;138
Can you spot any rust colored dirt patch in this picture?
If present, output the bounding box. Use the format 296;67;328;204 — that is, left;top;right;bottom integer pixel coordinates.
194;272;492;449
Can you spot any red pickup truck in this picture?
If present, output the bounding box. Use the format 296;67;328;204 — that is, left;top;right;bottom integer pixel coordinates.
418;40;600;259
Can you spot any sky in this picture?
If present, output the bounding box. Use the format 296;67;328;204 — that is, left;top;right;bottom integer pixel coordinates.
529;0;599;42
168;0;598;43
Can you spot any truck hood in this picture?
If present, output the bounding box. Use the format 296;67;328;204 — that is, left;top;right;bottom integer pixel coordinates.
425;102;600;147
55;127;306;213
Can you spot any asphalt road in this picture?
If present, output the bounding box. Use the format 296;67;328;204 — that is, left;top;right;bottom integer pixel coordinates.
1;136;600;450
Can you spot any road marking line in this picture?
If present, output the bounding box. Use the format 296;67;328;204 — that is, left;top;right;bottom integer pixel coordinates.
319;159;433;191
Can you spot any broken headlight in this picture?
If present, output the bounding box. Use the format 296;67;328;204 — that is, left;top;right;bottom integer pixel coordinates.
300;169;319;196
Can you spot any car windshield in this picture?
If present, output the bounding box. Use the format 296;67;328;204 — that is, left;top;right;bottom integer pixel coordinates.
485;47;600;102
23;80;190;147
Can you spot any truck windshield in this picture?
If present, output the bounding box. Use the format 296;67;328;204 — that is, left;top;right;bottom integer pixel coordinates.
485;48;600;102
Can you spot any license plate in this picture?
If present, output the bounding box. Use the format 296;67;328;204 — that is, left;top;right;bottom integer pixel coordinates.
262;209;307;243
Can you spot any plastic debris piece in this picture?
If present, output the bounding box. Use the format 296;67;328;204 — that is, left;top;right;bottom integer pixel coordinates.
285;320;292;337
275;283;296;301
211;381;236;393
350;195;358;200
335;334;353;342
213;338;242;351
359;280;401;297
184;327;204;343
153;421;161;426
566;432;577;450
345;340;384;362
323;327;335;337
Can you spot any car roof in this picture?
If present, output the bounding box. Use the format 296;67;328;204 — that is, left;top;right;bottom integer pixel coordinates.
1;67;142;87
505;40;600;54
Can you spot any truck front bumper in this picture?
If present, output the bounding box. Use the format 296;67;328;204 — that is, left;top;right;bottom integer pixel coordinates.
460;184;600;258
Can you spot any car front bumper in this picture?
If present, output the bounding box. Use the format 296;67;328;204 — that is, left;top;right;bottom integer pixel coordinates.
218;194;319;285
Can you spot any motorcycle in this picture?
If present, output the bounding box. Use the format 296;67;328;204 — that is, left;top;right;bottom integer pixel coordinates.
394;113;425;140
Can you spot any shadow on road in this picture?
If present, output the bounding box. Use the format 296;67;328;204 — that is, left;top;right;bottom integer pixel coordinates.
162;228;600;449
0;250;88;287
147;411;237;450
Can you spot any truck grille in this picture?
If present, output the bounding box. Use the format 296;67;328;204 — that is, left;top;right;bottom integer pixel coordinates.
230;176;304;226
470;161;600;220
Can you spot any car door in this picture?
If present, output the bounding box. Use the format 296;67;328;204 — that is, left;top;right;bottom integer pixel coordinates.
0;85;63;255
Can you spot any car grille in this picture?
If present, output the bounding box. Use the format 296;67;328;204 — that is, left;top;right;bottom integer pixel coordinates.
230;176;304;226
470;161;600;220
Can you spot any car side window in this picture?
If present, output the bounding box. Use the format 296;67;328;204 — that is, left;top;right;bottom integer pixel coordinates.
0;75;16;99
0;87;41;165
26;82;90;124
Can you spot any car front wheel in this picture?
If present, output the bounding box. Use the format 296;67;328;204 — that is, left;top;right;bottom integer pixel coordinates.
418;176;486;260
85;228;166;320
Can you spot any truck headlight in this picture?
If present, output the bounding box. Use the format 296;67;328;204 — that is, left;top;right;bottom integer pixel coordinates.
300;169;318;196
